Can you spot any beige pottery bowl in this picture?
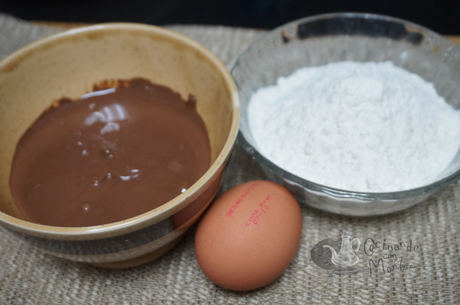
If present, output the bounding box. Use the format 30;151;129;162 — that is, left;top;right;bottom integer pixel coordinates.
0;23;239;268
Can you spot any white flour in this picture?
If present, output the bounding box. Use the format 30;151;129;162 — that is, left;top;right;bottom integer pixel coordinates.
248;61;460;192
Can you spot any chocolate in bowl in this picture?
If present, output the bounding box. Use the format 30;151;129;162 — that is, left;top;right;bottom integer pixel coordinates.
10;78;211;228
0;23;239;268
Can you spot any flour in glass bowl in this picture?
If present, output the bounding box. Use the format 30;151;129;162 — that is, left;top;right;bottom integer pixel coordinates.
248;61;460;192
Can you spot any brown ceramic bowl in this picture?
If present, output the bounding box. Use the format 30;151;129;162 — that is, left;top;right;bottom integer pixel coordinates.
0;23;239;268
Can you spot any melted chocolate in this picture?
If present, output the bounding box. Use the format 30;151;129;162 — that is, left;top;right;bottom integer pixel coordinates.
10;78;211;227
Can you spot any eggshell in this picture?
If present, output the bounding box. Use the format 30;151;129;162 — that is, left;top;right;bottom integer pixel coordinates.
195;180;302;291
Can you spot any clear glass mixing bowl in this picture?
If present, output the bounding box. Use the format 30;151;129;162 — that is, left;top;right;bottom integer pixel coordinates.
231;12;460;216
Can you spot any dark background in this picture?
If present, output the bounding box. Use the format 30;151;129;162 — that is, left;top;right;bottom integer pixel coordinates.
1;0;459;34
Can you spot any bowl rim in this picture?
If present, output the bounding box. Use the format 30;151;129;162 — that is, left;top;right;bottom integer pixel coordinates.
231;12;460;201
0;22;240;238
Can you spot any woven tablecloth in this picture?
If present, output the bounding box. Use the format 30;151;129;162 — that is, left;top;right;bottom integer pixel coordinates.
1;13;460;304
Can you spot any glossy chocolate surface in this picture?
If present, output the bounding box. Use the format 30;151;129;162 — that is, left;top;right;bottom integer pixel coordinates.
10;79;211;227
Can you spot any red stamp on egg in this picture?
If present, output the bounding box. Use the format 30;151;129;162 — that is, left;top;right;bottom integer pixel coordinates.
245;194;271;226
225;182;259;217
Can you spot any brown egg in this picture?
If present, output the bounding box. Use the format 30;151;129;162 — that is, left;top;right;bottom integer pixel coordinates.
195;180;302;291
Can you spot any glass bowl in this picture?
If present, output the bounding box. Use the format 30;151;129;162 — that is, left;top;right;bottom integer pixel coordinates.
231;12;460;216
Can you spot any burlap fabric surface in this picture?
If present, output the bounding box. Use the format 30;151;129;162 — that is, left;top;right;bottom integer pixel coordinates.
1;13;460;304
